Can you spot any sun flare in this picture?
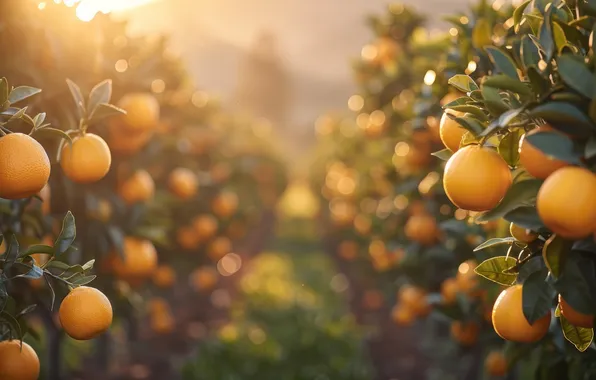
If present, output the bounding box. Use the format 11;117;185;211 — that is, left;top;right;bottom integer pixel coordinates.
61;0;156;22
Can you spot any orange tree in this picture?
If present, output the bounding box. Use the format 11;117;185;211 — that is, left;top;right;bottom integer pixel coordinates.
439;0;596;377
0;75;114;380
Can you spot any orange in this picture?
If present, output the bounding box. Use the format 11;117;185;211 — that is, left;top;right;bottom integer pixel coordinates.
177;226;201;250
456;259;479;296
451;321;479;346
0;133;50;199
509;223;538;243
441;277;459;304
119;170;155;204
59;286;113;340
152;265;176;288
537;167;596;239
559;295;594;328
148;297;169;314
519;125;569;179
443;145;512;211
212;191;239;218
60;133;111;184
192;214;219;241
404;214;438;246
190;267;218;292
107;123;153;156
439;110;467;152
408;200;427;216
338;240;358;261
485;351;508;377
399;286;430;316
113;237;158;279
151;310;175;334
354;214;372;235
0;340;40;380
207;236;232;261
116;93;160;132
391;305;414;326
168;168;198;199
492;285;551;342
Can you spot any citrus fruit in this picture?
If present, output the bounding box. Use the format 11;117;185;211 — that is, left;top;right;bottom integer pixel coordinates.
177;226;200;250
441;277;459;304
404;214;438;246
0;340;40;380
391;305;414;326
119;170;154;204
116;93;160;132
152;265;176;288
113;237;158;279
107;123;153;156
509;223;538;243
443;145;512;211
451;321;479;346
399;286;430;316
537;167;596;239
207;236;232;261
60;133;111;183
192;214;219;241
59;286;113;340
492;285;551;342
519;125;569;179
212;191;239;218
439;110;467;152
559;295;594;328
190;267;218;292
485;351;508;377
0;133;50;199
168;168;198;199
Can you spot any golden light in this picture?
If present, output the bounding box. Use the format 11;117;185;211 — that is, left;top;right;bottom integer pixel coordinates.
394;142;410;157
465;61;477;75
191;91;209;108
393;194;408;210
458;262;470;275
315;115;334;135
449;27;458;37
348;95;364;112
114;59;128;73
151;79;166;93
361;44;378;62
423;70;437;86
217;253;242;277
356;113;370;130
369;110;386;126
74;0;156;22
38;2;47;10
460;16;469;25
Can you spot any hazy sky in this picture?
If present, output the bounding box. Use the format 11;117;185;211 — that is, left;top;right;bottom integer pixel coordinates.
121;0;469;124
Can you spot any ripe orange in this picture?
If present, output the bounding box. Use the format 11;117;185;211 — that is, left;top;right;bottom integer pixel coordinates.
207;236;232;261
192;214;219;241
152;265;176;288
212;191;239;218
338;240;358;261
60;133;111;183
190;267;218;292
537;167;596;239
509;223;538;243
168;168;198;199
119;170;155;204
113;237;158;279
0;133;50;199
148;297;169;314
177;226;201;250
391;305;414;326
443;145;512;211
59;286;113;340
441;277;459;304
519;125;569;179
408;200;427;216
404;214;438;246
399;285;430;316
116;93;160;132
151;310;175;334
0;340;40;380
451;321;479;346
492;285;551;342
485;351;508;377
559;295;594;328
439;110;467;152
107;124;153;156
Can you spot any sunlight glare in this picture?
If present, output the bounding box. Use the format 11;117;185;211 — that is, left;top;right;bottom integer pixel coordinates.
74;0;155;22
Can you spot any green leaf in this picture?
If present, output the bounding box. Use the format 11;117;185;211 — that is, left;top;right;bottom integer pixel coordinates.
560;315;594;352
504;206;545;231
552;22;567;54
70;275;96;286
13;264;43;280
585;136;596;159
482;75;531;97
529;102;595;137
522;269;554;324
8;87;41;105
480;108;526;137
498;129;523;166
54;211;76;256
555;303;561;317
87;80;113;119
521;35;541;70
32;127;73;145
448;75;479;93
446;105;488;120
538;8;555;61
477;179;543;222
474;256;518;286
473;237;516;252
81;259;95;271
482;85;510;115
542;235;571;278
485;47;519;79
525;130;582;164
16;305;37;319
19;245;54;259
66;79;85;118
32;113;46;128
453;116;484;134
89;103;126;122
526;65;550;96
45;260;71;272
556;55;596;99
555;251;596;315
431;149;453;161
513;0;532;32
0;311;22;339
